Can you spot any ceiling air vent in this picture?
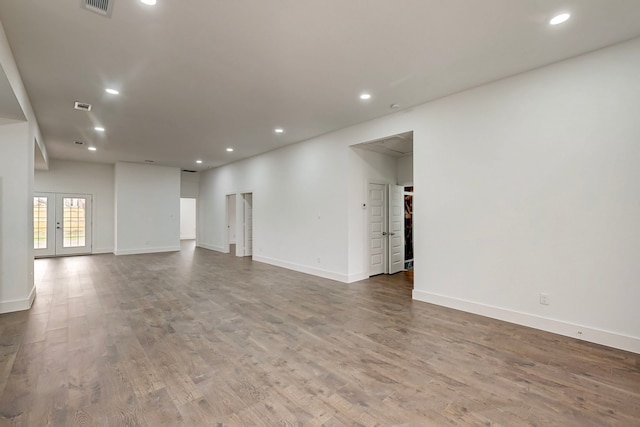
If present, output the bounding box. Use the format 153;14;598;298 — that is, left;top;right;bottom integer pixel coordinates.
74;101;92;112
182;170;197;173
82;0;113;17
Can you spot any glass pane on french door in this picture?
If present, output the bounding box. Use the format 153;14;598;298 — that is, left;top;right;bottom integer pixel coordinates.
55;193;92;256
33;193;55;257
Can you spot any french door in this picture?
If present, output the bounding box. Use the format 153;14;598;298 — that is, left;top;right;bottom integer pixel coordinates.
33;192;93;257
368;184;405;276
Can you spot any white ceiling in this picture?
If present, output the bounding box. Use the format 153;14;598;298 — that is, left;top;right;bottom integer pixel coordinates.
1;0;640;171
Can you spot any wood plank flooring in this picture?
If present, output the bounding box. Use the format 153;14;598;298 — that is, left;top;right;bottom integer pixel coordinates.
1;242;639;426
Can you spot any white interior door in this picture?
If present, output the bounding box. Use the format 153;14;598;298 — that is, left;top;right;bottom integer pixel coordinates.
243;193;253;257
388;185;405;274
368;183;386;276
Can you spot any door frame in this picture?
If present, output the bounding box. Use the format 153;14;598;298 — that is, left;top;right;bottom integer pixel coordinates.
34;192;93;258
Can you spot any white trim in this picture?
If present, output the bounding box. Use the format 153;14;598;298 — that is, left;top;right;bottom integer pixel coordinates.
0;285;36;314
197;242;227;253
114;246;181;256
253;255;348;283
347;272;369;283
92;247;114;254
413;290;640;354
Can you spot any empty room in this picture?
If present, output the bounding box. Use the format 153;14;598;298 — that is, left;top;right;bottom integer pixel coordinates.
0;1;639;425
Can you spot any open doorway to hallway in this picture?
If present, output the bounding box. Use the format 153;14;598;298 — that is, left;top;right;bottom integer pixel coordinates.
180;198;197;243
352;131;413;277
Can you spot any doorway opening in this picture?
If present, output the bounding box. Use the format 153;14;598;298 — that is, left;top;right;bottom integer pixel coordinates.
226;194;237;254
241;193;253;257
352;131;413;277
180;198;197;241
33;192;93;257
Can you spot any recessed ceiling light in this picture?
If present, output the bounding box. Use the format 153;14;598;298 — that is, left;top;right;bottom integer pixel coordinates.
390;103;400;109
140;0;157;5
360;93;371;100
274;128;284;133
105;88;119;95
226;148;234;152
196;160;203;164
88;147;97;151
550;13;570;25
95;126;105;132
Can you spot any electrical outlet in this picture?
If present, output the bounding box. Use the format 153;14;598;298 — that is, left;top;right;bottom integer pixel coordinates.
539;293;550;305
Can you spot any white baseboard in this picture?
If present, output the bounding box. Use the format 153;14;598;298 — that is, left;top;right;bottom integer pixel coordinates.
412;290;640;354
253;255;349;283
0;285;36;314
92;247;114;254
347;272;369;283
180;235;196;240
197;242;227;253
114;246;181;256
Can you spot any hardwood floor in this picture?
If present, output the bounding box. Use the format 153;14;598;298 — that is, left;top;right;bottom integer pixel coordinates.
1;242;639;426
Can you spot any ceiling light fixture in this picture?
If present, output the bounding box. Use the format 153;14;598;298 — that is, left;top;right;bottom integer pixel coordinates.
274;128;284;133
105;88;119;95
196;160;203;164
360;93;371;100
226;148;234;152
140;0;157;5
550;13;570;25
390;103;400;109
88;147;97;151
95;126;105;132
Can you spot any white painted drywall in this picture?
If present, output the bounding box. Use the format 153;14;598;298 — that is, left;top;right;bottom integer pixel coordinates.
180;198;197;240
411;37;640;353
114;162;180;255
0;21;42;313
396;154;413;186
199;135;350;280
199;37;640;352
181;171;200;198
0;122;34;313
35;160;115;253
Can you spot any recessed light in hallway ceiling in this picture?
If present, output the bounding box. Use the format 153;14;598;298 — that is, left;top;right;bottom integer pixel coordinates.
140;0;157;5
88;147;97;151
105;88;119;95
226;148;234;152
196;160;203;164
95;126;105;132
274;128;284;134
360;93;371;100
550;13;571;25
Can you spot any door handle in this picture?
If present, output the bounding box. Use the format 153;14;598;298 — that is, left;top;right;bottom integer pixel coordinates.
389;232;395;236
382;232;388;236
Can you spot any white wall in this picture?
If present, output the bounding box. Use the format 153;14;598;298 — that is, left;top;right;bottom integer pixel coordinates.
35;160;115;253
199;135;350;281
411;37;640;353
114;162;180;255
0;20;43;313
0;122;34;313
199;37;640;353
180;198;196;240
181;171;200;198
396;154;413;186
